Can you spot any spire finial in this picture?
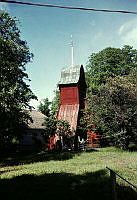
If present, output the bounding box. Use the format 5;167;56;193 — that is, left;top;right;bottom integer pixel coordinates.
70;35;74;67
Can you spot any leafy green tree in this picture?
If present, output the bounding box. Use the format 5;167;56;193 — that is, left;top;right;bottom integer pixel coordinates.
86;45;137;95
42;116;57;137
89;74;137;149
38;89;60;118
38;98;51;117
85;45;137;149
0;11;37;151
56;119;74;150
42;116;73;151
56;119;71;137
50;89;60;117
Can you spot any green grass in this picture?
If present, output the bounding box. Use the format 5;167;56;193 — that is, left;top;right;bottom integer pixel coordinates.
0;147;137;200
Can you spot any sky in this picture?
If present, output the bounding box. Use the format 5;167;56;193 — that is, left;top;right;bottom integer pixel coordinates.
1;0;137;108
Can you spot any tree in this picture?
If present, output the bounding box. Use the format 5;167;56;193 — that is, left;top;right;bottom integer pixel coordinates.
88;74;137;149
38;88;60;118
56;119;71;137
42;116;57;138
85;46;137;149
86;45;137;95
38;98;51;117
50;89;60;117
42;117;73;151
56;119;74;150
0;11;37;151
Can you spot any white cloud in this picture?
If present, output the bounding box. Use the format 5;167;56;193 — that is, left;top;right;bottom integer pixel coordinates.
0;2;9;11
123;27;137;45
118;24;126;35
118;18;137;47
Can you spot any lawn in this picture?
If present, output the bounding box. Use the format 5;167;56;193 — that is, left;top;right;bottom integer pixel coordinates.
0;147;137;200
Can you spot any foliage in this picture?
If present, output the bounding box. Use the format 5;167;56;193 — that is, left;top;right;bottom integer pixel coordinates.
43;116;71;137
42;115;73;149
37;98;51;117
56;119;71;136
0;11;37;151
38;90;60;118
85;45;137;149
78;109;94;131
50;89;60;117
37;88;60;118
86;45;137;95
42;116;57;138
88;75;137;149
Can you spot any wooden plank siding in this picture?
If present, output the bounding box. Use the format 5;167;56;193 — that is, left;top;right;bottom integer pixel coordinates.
60;87;79;105
56;104;79;130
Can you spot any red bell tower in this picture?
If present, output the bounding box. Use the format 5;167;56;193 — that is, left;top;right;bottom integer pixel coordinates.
56;37;87;151
56;65;87;131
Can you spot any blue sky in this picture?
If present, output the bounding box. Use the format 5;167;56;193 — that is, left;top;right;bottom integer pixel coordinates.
1;0;137;108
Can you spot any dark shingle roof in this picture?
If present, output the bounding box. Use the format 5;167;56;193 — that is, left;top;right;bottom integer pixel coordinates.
59;65;81;85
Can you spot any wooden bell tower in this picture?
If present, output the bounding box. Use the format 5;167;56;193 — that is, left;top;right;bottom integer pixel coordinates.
56;64;87;131
56;37;87;150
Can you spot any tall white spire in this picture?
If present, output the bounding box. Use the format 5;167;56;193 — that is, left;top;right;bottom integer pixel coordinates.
70;35;74;67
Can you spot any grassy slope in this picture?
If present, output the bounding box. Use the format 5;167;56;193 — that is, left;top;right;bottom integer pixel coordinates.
0;147;137;200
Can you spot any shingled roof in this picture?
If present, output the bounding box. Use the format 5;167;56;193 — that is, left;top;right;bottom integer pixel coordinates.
59;65;81;85
27;110;46;129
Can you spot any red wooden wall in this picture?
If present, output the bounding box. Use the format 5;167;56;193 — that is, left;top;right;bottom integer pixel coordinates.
60;87;79;105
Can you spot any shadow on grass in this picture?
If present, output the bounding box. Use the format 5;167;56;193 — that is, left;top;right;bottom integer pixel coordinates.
1;148;99;167
85;148;99;152
117;184;137;200
0;151;79;167
0;170;112;200
1;169;136;200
